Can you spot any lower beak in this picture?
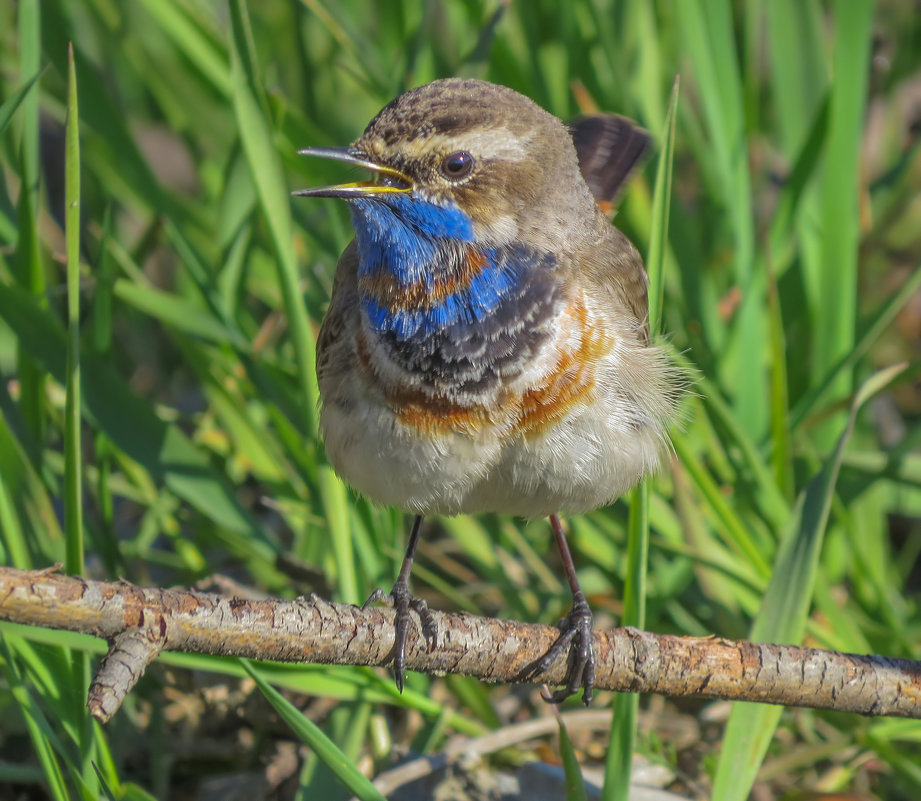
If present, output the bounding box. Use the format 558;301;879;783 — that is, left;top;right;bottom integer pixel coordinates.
292;147;412;198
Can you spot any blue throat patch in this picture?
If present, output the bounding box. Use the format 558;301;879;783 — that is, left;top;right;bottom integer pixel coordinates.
350;194;545;340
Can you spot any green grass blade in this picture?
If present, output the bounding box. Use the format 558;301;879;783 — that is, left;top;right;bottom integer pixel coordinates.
766;262;793;501
1;639;70;801
136;0;231;97
111;280;247;348
0;68;44;137
764;92;830;270
0;423;36;569
766;0;827;157
92;763;118;801
557;710;589;801
297;0;390;97
64;42;97;796
712;363;906;801
810;0;876;446
0;404;64;564
646;76;678;336
242;660;387;801
164;221;249;341
64;42;83;578
0;473;27;567
14;0;45;443
620;512;649;615
318;465;358;604
603;485;645;801
791;259;921;430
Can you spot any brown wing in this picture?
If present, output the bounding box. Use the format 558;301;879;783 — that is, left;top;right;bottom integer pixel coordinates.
576;221;651;347
316;240;360;380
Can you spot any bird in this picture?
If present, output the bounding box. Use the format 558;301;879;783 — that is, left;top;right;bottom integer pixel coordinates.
294;78;680;704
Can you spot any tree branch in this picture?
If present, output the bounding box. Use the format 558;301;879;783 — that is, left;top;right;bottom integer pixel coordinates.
1;565;918;722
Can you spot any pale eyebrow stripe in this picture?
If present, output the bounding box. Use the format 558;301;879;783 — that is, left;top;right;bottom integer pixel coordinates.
396;128;535;162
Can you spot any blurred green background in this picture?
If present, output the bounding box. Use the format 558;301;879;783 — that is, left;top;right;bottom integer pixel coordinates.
1;1;920;799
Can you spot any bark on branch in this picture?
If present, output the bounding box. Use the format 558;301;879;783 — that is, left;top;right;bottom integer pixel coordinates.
0;565;918;723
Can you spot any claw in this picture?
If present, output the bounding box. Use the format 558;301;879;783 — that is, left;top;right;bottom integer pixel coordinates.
363;515;435;692
361;588;390;610
364;583;437;692
520;593;595;704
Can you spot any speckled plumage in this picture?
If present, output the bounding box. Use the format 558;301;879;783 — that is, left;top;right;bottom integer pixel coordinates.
296;78;681;702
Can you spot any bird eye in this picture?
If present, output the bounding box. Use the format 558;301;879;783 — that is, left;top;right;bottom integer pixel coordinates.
439;151;474;181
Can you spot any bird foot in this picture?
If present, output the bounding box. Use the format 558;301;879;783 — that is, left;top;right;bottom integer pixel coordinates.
520;594;595;705
363;584;437;692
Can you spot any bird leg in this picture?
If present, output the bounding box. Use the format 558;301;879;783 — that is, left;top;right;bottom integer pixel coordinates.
362;514;437;691
520;514;595;705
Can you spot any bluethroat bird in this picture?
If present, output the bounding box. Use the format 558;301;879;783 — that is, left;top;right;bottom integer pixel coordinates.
294;78;680;703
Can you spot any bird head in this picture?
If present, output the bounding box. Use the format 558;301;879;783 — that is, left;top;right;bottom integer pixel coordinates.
294;78;599;254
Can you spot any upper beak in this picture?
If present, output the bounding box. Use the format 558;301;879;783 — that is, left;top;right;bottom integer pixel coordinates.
292;147;412;198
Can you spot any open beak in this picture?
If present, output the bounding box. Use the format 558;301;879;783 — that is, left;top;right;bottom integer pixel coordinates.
292;147;412;198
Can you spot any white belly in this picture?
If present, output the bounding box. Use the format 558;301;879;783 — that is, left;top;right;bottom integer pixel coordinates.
319;329;672;518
